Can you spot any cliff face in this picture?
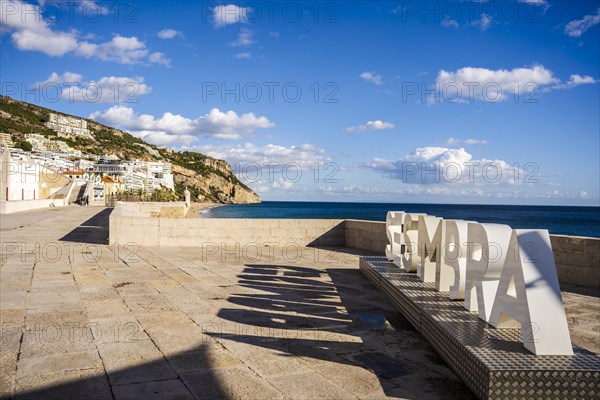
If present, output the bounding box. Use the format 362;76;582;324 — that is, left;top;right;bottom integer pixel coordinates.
171;164;260;204
0;96;261;204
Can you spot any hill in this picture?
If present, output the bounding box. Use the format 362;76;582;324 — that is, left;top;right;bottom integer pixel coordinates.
0;96;260;204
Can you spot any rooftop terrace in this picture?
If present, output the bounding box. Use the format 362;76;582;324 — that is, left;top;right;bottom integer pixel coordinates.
0;207;598;399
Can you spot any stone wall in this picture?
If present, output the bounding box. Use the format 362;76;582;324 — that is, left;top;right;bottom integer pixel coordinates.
109;203;344;248
118;201;188;218
550;235;600;288
344;219;388;253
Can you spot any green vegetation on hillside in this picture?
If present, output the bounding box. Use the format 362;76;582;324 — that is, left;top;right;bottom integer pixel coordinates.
17;141;32;152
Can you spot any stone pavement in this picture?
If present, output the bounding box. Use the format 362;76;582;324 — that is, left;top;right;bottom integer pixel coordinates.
0;207;598;400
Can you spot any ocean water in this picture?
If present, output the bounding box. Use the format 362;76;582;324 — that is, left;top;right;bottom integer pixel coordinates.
204;201;600;238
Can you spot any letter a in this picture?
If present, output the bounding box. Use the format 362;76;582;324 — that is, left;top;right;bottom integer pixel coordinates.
489;229;573;355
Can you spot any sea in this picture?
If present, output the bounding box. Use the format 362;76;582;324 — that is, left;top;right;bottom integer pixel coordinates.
203;201;600;238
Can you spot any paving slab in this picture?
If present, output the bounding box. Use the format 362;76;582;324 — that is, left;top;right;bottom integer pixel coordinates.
112;378;194;400
181;365;285;400
96;339;177;386
16;350;102;380
13;368;112;400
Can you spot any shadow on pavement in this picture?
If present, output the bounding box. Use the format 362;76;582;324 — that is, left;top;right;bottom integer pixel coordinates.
59;208;113;245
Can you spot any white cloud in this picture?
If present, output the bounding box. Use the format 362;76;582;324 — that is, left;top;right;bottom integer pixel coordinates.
192;143;327;168
38;71;83;85
431;65;598;102
89;106;274;144
578;190;590;199
76;0;110;15
1;0;79;56
76;35;171;66
518;0;549;8
0;0;169;65
564;8;600;37
213;4;250;27
552;74;598;90
441;18;459;28
568;74;597;85
148;52;171;67
269;32;280;38
234;52;252;59
359;71;383;85
519;0;547;4
317;184;594;202
471;13;494;31
272;179;294;190
157;28;182;39
231;28;254;47
35;72;152;103
366;146;527;186
130;130;197;146
344;120;395;134
191;143;329;194
445;137;488;146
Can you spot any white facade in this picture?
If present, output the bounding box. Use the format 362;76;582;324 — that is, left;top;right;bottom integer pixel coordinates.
1;150;41;201
75;159;95;171
45;113;93;138
23;134;80;157
93;160;174;192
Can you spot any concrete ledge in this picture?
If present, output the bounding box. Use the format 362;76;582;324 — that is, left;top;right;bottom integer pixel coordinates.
0;198;66;214
115;201;188;218
109;204;344;248
360;257;600;400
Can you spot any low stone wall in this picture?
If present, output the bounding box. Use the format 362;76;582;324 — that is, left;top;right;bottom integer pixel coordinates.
0;198;66;214
550;235;600;288
345;219;388;253
117;201;188;218
109;203;344;248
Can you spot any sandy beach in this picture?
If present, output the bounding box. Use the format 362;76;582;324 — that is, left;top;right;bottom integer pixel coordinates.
184;202;223;218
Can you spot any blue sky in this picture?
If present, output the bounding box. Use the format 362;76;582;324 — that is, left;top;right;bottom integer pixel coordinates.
1;0;599;205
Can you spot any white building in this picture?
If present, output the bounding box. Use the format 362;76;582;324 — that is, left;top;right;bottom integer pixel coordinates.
0;133;14;148
45;113;93;138
93;160;174;193
1;150;38;200
0;150;71;202
23;133;46;150
75;159;95;171
24;134;81;158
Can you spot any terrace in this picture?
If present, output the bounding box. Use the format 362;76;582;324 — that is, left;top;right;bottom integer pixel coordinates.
0;207;598;399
